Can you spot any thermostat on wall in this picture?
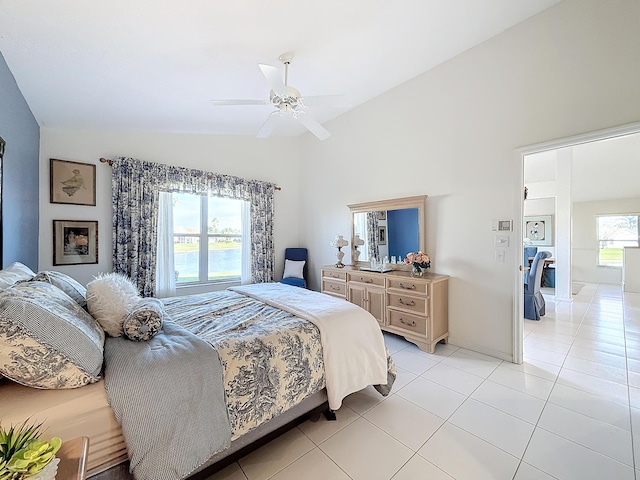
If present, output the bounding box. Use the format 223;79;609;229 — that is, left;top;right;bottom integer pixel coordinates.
491;219;513;231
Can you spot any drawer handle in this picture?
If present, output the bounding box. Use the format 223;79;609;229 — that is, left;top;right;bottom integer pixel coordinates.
331;273;339;278
399;283;416;290
398;298;415;306
359;277;373;283
399;317;416;327
331;285;340;291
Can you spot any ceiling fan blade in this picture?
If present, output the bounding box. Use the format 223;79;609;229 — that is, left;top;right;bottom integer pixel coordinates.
257;112;281;139
295;112;330;140
258;64;287;96
301;95;352;109
211;99;269;106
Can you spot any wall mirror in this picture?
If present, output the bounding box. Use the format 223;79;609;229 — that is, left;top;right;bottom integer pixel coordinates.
348;195;427;267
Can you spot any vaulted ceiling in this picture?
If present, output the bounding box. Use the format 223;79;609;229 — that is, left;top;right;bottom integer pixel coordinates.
0;0;560;137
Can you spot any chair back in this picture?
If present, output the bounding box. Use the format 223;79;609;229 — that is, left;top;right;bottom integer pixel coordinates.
525;251;551;294
283;248;308;287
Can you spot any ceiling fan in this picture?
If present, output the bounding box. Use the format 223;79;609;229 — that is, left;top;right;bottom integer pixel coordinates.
211;53;351;140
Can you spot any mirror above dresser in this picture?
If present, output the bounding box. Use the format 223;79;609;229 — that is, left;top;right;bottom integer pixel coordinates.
348;195;427;267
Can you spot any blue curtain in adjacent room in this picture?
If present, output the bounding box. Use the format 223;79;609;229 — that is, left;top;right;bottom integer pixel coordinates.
111;157;276;295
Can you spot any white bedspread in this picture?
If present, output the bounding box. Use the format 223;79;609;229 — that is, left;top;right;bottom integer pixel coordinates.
230;283;388;410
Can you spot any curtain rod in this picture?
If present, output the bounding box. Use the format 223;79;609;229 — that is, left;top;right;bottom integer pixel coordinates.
99;158;282;190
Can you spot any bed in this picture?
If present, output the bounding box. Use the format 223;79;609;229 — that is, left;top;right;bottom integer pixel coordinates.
0;265;395;480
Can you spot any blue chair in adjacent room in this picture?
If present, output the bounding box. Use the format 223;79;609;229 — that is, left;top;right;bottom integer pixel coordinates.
280;248;308;288
524;250;551;320
523;246;538;286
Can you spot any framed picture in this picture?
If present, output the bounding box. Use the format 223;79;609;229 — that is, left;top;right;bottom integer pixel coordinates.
50;158;96;206
524;215;552;246
53;220;98;266
0;135;5;160
378;226;387;245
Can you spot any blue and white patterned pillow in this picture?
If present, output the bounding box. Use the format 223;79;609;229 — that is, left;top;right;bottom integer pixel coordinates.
123;298;164;342
0;281;105;389
32;270;87;309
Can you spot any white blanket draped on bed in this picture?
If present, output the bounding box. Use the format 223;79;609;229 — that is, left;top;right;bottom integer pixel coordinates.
230;283;388;410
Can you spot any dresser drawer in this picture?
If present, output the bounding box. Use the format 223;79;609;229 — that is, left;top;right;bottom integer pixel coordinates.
387;309;427;336
387;277;428;295
322;279;347;297
322;269;347;281
387;292;427;315
347;272;385;287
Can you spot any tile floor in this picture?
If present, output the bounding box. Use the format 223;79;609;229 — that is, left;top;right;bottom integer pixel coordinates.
208;284;640;480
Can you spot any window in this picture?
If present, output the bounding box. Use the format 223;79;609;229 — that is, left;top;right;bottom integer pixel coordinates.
597;214;639;267
172;193;246;284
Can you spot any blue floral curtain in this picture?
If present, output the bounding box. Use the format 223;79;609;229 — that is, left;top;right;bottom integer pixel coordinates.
111;157;276;295
366;211;380;261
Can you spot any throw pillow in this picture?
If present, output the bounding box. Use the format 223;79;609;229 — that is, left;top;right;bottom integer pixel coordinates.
283;259;305;279
122;298;165;342
86;273;141;337
0;281;105;389
32;270;87;309
0;262;36;290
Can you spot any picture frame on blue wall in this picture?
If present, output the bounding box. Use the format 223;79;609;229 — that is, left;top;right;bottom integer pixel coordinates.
0;135;5;160
50;158;96;206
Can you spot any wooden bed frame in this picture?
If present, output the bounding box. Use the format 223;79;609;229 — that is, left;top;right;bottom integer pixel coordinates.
88;390;332;479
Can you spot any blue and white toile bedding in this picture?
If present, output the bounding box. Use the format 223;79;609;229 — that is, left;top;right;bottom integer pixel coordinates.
105;284;394;480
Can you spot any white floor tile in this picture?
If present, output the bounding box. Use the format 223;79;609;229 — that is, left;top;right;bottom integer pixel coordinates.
383;332;413;354
420;362;485;395
396;377;467;419
390;454;454;480
440;350;501;378
364;394;445;450
523;345;567;367
471;380;546;424
547;382;631;431
537;403;634;466
523;428;635;480
204;462;247;480
269;448;351;480
298;403;359;445
392;349;440;375
512;462;558;480
342;385;386;415
418;423;520;480
390;365;418;392
319;417;413;480
556;367;629;403
502;357;561;382
448;398;535;457
562;355;628;385
487;364;555;400
238;428;314;480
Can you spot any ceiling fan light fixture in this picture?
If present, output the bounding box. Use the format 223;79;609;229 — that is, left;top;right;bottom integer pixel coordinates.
211;51;349;140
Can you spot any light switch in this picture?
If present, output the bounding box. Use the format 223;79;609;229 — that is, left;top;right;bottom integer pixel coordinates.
494;235;509;247
495;249;505;262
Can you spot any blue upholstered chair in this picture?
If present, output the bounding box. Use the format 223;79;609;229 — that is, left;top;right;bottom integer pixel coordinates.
280;248;308;288
523;246;538;285
524;251;551;320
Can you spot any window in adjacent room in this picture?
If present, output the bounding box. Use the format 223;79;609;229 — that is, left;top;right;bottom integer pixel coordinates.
172;193;246;284
596;214;639;267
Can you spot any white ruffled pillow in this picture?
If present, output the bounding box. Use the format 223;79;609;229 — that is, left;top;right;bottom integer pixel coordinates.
283;259;305;279
87;273;141;337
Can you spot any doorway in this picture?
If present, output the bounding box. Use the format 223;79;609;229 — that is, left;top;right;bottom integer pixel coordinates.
513;121;640;364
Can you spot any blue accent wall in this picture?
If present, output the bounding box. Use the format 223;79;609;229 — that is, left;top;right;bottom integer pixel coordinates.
0;52;39;270
387;208;419;260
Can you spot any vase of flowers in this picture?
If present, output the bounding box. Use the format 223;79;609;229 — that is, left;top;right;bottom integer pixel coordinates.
0;421;62;480
404;251;431;277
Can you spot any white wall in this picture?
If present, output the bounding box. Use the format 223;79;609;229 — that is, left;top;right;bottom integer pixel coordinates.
298;0;640;360
39;129;302;286
572;198;640;285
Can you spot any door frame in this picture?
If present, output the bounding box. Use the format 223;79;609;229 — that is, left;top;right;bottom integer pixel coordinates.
512;121;640;364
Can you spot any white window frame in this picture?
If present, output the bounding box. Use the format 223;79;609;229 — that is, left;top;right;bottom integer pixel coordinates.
596;214;640;268
174;195;244;286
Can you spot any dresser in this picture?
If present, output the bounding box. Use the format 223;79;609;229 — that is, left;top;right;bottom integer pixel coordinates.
321;265;449;353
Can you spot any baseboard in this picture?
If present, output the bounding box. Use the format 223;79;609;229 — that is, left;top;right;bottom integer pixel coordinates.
447;338;513;363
